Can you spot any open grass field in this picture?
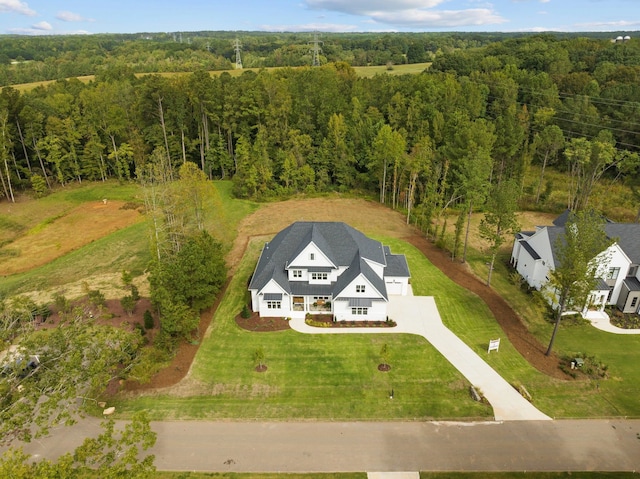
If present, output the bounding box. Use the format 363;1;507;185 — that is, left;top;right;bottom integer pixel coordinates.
2;180;640;421
9;62;432;92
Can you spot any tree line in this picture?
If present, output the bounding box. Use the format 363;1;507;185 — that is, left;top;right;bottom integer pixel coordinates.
1;34;639;220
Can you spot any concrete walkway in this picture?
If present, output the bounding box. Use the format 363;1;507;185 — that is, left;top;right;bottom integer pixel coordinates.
584;310;640;334
289;292;551;421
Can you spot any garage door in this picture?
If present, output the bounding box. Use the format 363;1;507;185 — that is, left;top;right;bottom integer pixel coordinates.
385;279;403;295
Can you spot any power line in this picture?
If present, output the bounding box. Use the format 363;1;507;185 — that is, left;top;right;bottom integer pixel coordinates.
234;38;243;70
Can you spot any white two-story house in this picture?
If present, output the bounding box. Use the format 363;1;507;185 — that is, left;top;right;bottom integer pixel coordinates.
248;222;411;321
510;210;640;315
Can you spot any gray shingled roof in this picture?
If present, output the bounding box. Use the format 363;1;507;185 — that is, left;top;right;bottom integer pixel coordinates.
248;222;388;297
519;240;541;261
522;213;640;268
383;246;411;278
605;224;640;263
333;252;388;300
624;277;640;292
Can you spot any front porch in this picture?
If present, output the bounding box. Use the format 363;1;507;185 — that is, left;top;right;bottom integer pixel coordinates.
292;296;333;315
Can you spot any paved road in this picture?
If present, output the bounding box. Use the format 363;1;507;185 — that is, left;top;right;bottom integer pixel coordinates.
15;418;640;473
291;293;551;421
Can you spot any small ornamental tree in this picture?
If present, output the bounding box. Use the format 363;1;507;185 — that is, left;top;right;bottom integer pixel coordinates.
253;347;266;371
544;209;613;356
379;343;390;369
143;310;154;330
120;295;135;317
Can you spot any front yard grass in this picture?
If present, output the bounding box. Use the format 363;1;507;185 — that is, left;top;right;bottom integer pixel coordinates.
114;238;492;421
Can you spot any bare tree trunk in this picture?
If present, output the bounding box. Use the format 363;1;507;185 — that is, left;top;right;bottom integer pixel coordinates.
546;294;567;356
462;200;473;263
33;137;51;188
0;159;9;201
16;120;32;174
406;171;417;225
11;150;22;180
181;129;187;164
158;97;173;180
3;155;15;203
199;128;206;172
381;160;387;204
535;150;549;203
99;153;107;181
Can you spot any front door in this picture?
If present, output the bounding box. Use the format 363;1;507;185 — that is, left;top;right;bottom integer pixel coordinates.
293;296;304;311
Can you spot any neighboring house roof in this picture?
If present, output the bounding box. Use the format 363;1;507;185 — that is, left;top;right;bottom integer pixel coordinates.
594;278;610;291
552;209;572;227
516;231;535;240
519;239;541;261
605;224;640;264
249;222;395;298
624;277;640;292
516;211;640;271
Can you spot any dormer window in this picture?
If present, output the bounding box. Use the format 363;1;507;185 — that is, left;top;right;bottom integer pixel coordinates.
293;270;302;278
356;284;365;293
310;253;315;260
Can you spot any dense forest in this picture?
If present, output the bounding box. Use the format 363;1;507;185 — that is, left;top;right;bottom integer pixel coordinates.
0;33;639;234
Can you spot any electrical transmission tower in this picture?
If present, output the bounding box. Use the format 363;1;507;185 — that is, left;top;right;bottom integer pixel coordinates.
234;38;243;69
309;31;323;67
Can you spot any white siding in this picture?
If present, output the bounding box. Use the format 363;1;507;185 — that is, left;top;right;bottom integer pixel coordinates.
256;280;291;318
288;242;334;269
363;258;385;280
514;229;553;290
333;300;387;322
336;274;383;299
593;244;631;305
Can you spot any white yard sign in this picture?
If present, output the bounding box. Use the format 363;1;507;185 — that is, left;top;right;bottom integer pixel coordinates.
488;338;500;353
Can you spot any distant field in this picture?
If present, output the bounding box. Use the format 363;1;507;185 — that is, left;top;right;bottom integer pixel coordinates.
352;62;430;77
10;62;431;91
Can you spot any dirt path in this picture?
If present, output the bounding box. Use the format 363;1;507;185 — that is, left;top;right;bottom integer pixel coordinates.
134;197;565;390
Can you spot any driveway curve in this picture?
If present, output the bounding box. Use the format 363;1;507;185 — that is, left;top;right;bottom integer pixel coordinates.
290;293;551;421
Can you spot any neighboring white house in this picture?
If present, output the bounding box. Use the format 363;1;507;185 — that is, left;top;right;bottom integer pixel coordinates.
510;210;640;315
248;222;411;320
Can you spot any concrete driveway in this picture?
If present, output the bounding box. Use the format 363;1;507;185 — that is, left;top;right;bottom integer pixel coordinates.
290;291;551;421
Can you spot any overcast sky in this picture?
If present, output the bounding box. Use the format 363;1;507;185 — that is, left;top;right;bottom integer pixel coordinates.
1;0;639;35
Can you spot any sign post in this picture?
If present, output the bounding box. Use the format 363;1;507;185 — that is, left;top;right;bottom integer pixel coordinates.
488;338;500;353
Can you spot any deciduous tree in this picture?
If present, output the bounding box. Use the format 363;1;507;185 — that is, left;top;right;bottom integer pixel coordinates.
544;209;613;356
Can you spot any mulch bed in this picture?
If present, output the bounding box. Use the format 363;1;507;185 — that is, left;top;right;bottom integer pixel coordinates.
235;311;291;332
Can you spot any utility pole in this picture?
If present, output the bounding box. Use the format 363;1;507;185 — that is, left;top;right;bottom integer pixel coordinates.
234;38;243;69
309;31;323;67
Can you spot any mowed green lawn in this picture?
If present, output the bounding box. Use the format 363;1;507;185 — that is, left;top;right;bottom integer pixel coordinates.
114;238;492;421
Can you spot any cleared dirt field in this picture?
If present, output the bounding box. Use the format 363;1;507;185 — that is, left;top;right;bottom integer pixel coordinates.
0;200;143;276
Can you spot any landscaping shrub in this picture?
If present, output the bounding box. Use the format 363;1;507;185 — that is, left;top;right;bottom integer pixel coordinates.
143;310;154;330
